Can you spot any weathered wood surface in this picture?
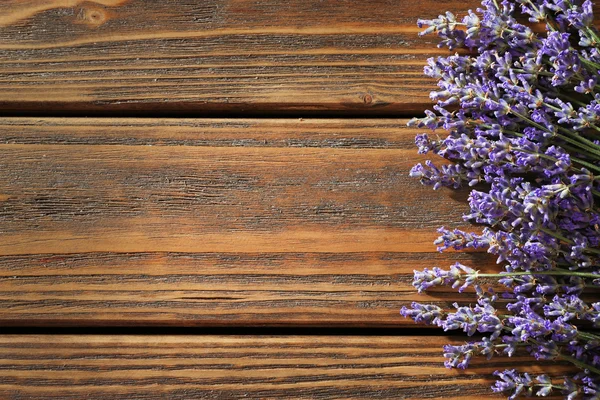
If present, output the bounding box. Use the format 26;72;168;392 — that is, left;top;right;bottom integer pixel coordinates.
0;0;482;115
0;335;571;399
0;117;498;326
0;1;583;397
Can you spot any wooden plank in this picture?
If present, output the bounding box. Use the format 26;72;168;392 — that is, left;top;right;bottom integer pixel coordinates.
0;117;498;326
0;335;571;399
0;0;481;114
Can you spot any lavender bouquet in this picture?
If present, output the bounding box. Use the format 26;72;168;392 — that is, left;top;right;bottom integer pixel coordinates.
401;0;600;398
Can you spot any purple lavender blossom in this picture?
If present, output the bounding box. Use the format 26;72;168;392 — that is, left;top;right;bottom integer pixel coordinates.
403;0;600;398
492;369;534;399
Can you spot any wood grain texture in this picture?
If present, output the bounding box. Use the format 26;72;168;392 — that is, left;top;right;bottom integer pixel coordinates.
0;0;481;114
0;117;499;327
0;335;571;399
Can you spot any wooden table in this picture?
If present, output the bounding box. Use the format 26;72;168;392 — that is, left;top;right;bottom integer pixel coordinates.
0;1;568;398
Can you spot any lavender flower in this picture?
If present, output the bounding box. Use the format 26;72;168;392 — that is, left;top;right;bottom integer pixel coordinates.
411;263;479;292
403;0;600;398
443;338;496;369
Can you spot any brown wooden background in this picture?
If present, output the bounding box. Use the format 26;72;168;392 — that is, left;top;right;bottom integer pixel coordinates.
0;0;570;398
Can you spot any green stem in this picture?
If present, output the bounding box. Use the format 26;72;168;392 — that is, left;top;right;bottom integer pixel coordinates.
499;316;600;343
538;227;600;255
474;97;600;159
557;125;600;154
465;124;600;172
578;331;600;341
525;336;600;375
570;156;600;173
513;146;600;173
477;270;599;279
540;101;600;137
561;142;600;160
560;353;600;375
556;93;588;108
508;109;600;159
498;322;600;374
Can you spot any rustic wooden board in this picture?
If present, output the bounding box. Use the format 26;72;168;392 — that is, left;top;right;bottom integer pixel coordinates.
0;117;498;326
0;335;571;399
0;0;482;115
